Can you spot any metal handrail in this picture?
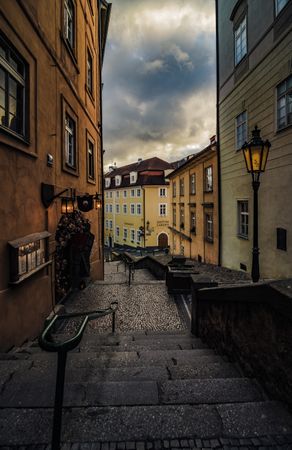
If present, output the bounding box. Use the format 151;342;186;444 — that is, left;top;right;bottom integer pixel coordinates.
38;301;118;450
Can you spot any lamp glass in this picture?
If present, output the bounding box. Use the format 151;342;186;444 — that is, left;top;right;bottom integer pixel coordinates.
61;198;67;214
242;146;252;172
66;198;74;213
260;142;270;171
95;199;102;209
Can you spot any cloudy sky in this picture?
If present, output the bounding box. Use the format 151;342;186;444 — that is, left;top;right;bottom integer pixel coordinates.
102;0;216;168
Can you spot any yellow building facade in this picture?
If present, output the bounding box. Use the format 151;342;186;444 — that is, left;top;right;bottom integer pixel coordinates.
104;158;172;250
168;138;219;264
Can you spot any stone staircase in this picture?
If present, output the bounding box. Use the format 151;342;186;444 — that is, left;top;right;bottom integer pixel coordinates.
1;329;292;447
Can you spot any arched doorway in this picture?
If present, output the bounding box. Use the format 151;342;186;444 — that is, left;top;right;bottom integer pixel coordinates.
158;232;168;248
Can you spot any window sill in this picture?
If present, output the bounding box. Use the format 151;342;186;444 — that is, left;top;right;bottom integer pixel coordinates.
204;189;213;194
276;123;292;134
205;238;214;244
63;164;79;177
237;234;249;240
87;176;96;185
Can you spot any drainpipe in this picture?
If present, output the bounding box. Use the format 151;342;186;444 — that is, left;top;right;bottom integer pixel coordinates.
202;162;206;263
142;186;146;248
216;0;222;266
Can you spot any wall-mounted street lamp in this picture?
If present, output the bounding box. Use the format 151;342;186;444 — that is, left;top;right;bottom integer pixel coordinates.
242;125;271;282
94;193;102;210
61;196;76;214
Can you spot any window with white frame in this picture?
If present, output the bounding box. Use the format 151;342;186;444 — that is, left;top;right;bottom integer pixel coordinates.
64;0;75;50
136;230;141;243
173;181;176;197
105;178;110;188
190;174;196;195
277;75;292;130
204;166;213;192
159;187;166;197
136;203;142;215
130;189;135;197
116;190;120;198
105;191;109;198
109;191;113;198
136;188;141;197
115;175;121;186
130;204;135;215
116;226;120;238
123;228;128;240
234;16;247;66
116;204;120;214
130;229;135;242
0;34;27;138
159;204;167;217
65;113;76;168
130;171;137;184
109;219;113;229
236;111;247;149
123;190;127;198
109;204;113;213
105;219;109;228
275;0;289;15
123;204;127;214
180;207;184;229
238;201;248;238
87;138;95;180
105;204;108;213
205;213;214;242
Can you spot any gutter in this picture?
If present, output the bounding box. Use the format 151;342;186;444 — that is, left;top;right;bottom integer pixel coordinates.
216;0;222;267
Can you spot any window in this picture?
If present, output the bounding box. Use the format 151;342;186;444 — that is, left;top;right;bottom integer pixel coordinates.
65;113;76;168
116;204;120;214
0;35;27;139
109;191;113;198
115;175;121;186
109;204;113;213
234;16;247;65
190;174;196;195
123;228;128;240
179;178;184;196
130;229;135;242
159;188;166;197
123;204;127;214
87;49;93;94
105;178;110;188
136;230;141;243
136;203;142;215
116;226;120;238
136;188;141;197
123;190;127;198
190;211;196;234
130;171;137;184
105;191;109;199
204;166;213;192
116;191;120;198
105;219;108;228
130;189;135;197
180;207;184;229
277;75;292;130
238;201;248;238
275;0;289;15
109;220;113;229
173;207;176;226
205;213;213;242
87;137;95;180
173;181;176;197
159;204;167;216
236;111;247;149
130;204;135;215
64;0;75;50
105;204;108;213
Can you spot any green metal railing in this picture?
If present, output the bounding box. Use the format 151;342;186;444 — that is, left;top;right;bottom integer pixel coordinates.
38;301;118;450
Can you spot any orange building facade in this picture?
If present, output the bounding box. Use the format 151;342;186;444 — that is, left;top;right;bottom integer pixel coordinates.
0;0;111;350
168;138;219;264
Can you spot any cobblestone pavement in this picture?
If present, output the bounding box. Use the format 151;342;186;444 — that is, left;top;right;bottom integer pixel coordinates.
1;434;292;449
62;262;186;334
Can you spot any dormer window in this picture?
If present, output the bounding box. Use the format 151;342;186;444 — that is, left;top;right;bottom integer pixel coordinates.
115;175;121;186
105;177;111;188
130;171;137;184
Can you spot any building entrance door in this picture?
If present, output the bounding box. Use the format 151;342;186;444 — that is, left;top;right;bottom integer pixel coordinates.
158;233;168;248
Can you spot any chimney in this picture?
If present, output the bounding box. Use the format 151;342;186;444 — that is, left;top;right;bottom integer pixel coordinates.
210;135;216;145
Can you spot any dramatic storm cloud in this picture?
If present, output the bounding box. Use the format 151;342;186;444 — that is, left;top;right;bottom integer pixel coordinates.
103;0;216;167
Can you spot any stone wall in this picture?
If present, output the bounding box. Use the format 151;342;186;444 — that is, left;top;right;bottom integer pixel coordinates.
194;282;292;408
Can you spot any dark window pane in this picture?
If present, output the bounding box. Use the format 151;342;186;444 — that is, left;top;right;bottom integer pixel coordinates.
9;77;17;98
0;105;6;126
9;52;24;76
0;87;5;108
0;68;5;89
0;41;6;59
9;112;16;131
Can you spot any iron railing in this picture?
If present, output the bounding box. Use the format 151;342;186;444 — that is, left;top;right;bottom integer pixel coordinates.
38;301;118;450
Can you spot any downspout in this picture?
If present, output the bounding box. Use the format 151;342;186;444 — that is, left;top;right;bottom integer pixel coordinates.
142;186;146;248
216;0;222;266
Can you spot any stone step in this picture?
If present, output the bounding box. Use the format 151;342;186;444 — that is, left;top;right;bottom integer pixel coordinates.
8;360;242;385
0;378;262;408
13;349;219;369
1;402;292;445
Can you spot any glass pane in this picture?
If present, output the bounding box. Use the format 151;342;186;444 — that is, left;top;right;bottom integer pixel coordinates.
0;87;5;108
0;105;6;126
9;112;16;131
9;95;17;116
0;41;6;59
278;82;286;96
287;76;292;89
0;68;5;89
9;77;17;98
9;52;24;76
287;94;292;113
